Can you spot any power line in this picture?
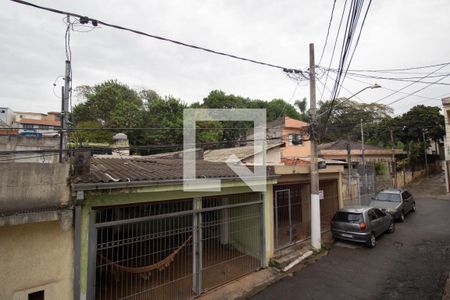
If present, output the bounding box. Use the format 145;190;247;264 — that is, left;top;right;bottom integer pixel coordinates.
318;0;337;66
387;73;450;106
322;0;373;136
9;0;304;74
343;61;450;73
372;63;450;103
337;71;450;86
319;0;349;103
342;73;445;101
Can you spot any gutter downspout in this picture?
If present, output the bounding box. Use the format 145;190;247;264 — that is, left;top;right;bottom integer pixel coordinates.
74;191;84;300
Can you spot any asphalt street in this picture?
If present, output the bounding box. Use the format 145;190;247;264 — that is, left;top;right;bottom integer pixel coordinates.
252;176;450;300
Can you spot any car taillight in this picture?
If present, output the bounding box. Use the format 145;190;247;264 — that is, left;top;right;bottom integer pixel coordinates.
359;222;367;231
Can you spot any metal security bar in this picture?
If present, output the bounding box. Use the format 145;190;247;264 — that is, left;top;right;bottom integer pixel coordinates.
273;184;303;249
201;193;262;292
90;194;263;300
95;199;194;300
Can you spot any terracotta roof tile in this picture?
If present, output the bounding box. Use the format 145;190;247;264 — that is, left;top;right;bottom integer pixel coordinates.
19;118;61;127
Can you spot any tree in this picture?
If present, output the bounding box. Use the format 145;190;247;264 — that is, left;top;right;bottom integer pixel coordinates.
73;80;142;126
400;105;445;144
317;98;393;142
69;120;114;146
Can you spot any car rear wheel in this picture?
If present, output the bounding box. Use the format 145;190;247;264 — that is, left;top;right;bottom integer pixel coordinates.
367;233;376;248
388;221;395;233
399;212;405;222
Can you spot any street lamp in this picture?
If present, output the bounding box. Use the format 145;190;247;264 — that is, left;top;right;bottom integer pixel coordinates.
318;83;381;118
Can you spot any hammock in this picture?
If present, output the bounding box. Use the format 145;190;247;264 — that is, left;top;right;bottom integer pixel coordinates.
99;235;192;280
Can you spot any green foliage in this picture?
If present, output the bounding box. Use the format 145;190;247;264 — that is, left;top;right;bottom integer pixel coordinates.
375;162;387;176
317;98;392;142
71;83;309;151
70;120;114;146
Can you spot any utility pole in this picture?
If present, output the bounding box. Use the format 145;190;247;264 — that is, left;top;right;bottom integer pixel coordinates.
61;59;71;161
309;43;321;250
59;86;64;163
422;129;429;176
360;119;367;197
347;142;352;202
390;129;397;188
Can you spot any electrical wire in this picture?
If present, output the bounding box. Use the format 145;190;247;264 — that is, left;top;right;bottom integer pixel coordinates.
345;61;450;73
322;0;373;136
318;0;337;66
319;0;349;103
8;0;304;74
341;73;445;101
387;73;450;106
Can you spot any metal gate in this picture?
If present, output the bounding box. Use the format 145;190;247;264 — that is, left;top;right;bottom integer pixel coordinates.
274;184;302;249
88;193;264;300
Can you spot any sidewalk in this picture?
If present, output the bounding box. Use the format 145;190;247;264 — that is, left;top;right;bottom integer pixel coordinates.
198;234;331;300
408;174;450;201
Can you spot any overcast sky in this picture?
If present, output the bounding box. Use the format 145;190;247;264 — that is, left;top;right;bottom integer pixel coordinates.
1;0;449;116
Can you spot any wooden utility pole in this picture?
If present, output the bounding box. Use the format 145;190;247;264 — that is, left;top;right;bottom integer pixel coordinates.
390;129;397;188
347;142;352;201
309;43;321;250
422;130;429;176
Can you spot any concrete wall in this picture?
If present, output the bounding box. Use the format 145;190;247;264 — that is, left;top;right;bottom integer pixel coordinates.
0;163;70;213
0;135;60;163
0;220;73;300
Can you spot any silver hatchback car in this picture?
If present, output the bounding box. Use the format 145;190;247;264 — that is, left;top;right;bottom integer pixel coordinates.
331;206;395;248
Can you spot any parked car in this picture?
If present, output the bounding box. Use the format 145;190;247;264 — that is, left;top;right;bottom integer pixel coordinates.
369;189;416;222
331;207;395;248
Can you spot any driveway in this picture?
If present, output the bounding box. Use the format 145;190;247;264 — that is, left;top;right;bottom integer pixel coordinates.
252;175;450;300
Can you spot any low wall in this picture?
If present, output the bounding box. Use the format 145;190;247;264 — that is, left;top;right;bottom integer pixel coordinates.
0;163;70;213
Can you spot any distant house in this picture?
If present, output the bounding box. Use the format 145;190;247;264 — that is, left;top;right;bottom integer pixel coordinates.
204;143;284;165
16;118;61;136
318;140;405;163
247;116;311;159
0;107;15;126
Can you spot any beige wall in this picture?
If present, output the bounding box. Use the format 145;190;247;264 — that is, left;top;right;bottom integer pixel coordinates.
0;221;73;300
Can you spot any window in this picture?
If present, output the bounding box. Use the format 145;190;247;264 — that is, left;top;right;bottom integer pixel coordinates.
332;212;363;223
374;192;401;202
402;191;411;199
374;209;385;218
368;210;378;221
23;124;34;129
288;133;302;146
0;110;5;113
28;290;44;300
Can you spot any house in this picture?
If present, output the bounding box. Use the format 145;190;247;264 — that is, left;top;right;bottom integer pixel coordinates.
0;107;16;126
247;116;311;159
16;118;61;136
441;97;450;192
318;140;405;163
0;162;73;299
204;143;284;165
71;156;277;300
203;133;345;252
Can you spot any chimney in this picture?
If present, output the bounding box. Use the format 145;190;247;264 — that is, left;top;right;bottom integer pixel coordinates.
73;150;91;176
